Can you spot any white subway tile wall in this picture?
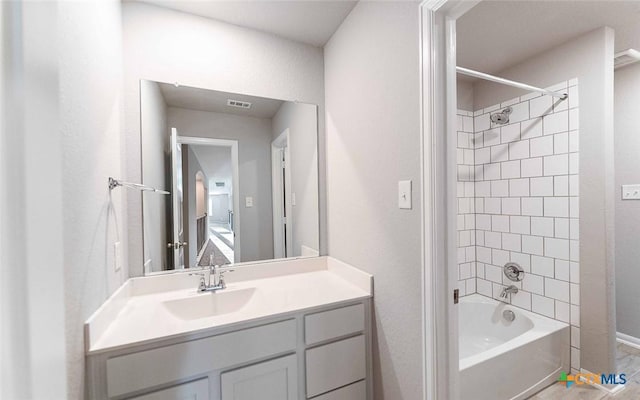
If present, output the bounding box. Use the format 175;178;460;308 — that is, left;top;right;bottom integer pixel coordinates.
456;80;580;368
457;109;477;296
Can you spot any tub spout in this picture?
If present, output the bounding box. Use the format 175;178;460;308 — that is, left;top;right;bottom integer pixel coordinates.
500;285;518;298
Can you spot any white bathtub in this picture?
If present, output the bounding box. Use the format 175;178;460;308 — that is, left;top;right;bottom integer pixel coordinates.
459;294;570;400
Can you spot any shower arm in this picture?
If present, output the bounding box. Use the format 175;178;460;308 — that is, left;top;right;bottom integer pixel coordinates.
456;67;568;100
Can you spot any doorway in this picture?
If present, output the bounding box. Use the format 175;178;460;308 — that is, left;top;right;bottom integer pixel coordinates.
175;136;240;266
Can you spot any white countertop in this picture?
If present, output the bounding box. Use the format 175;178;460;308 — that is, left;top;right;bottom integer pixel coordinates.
85;256;372;354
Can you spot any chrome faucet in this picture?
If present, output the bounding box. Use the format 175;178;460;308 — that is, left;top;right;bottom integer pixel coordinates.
189;255;233;292
500;285;519;298
207;263;227;291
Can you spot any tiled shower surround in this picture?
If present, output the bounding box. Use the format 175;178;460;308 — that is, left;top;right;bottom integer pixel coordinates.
457;79;580;371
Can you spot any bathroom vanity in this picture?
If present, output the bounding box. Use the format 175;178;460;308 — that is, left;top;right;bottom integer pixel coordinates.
85;257;373;400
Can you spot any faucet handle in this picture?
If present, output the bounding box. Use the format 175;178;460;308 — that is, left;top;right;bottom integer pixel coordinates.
218;269;234;288
189;272;207;291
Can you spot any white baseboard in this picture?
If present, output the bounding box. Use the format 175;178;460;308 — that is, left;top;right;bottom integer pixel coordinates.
617;331;640;351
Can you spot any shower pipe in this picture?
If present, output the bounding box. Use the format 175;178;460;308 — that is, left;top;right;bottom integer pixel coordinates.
456;66;569;100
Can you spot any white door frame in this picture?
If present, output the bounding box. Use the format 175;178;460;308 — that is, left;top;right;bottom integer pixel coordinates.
420;1;479;399
271;129;293;259
170;128;185;269
177;136;241;263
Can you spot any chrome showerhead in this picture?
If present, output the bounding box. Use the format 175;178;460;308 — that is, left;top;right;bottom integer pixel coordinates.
490;107;512;125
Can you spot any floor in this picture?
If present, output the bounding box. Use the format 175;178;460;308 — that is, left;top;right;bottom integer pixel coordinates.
528;343;640;399
209;223;234;263
212;223;234;246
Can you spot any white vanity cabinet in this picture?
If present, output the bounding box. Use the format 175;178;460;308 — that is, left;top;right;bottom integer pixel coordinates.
86;300;372;400
220;355;297;400
128;378;210;400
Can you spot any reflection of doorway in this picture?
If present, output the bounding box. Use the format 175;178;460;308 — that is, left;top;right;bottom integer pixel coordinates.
194;171;208;256
211;194;229;222
180;137;240;264
272;129;293;258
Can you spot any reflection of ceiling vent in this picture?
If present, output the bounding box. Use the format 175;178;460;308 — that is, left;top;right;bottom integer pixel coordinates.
227;99;252;109
614;49;640;69
215;182;225;187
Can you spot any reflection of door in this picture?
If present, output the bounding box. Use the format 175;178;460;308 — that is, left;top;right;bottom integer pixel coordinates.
211;194;229;223
272;129;293;258
170;128;186;268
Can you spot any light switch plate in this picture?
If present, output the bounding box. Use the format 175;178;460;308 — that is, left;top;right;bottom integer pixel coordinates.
622;184;640;200
245;196;253;207
398;180;412;209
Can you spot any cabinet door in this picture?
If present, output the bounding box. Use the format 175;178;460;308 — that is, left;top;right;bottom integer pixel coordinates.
220;355;297;400
128;378;209;400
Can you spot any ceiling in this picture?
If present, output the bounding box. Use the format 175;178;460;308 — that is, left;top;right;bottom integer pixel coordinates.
159;83;284;119
457;1;640;79
137;0;357;47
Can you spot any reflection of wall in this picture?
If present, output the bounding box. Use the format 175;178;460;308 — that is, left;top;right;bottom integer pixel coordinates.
140;80;169;271
193;146;233;223
123;2;326;276
471;27;615;374
614;63;640;341
168;107;274;262
183;147;208;267
272;102;319;256
195;173;206;217
192;146;233;215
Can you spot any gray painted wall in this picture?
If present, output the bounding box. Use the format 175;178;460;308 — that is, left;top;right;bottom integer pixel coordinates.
140;80;169;271
123;2;326;276
272;102;320;256
472;27;616;373
60;1;127;398
324;2;424;399
167;107;275;262
614;62;640;340
457;78;474;111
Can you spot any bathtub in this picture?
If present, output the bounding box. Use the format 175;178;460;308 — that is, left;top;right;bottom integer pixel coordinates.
459;294;570;400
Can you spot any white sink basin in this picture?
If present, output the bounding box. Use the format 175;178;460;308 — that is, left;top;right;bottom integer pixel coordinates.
163;288;257;320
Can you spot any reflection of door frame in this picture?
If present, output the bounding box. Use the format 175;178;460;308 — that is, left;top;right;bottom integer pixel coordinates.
177;136;241;263
271;129;293;259
170;128;184;269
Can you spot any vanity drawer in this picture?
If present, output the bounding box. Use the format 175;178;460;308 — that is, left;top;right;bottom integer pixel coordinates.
312;380;366;400
305;335;366;398
305;303;364;345
106;319;296;398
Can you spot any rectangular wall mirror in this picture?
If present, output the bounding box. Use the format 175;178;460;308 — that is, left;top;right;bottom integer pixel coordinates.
140;80;319;274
